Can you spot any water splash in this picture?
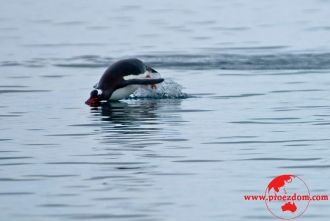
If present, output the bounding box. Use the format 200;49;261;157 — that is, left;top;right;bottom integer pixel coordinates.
130;78;187;99
129;72;188;99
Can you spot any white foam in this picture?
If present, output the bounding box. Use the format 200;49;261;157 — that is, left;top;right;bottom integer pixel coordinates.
129;72;188;99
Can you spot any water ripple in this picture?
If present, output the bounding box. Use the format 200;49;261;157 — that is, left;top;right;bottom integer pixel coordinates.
0;192;34;195
236;157;321;161
46;161;147;165
279;165;330;169
173;159;223;163
0;89;50;94
3;52;330;70
212;93;265;99
203;138;330;145
49;213;149;220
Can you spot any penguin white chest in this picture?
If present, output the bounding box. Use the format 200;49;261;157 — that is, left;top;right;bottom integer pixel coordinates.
109;85;139;100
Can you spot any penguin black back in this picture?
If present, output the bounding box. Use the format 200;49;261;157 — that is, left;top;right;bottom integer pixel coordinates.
97;58;146;91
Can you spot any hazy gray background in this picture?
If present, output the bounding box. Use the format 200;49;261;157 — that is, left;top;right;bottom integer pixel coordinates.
0;0;330;220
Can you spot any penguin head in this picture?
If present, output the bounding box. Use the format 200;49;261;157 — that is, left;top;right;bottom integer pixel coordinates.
85;89;101;107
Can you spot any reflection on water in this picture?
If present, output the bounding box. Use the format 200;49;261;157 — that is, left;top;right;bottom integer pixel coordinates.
96;101;161;123
1;0;330;220
92;100;183;145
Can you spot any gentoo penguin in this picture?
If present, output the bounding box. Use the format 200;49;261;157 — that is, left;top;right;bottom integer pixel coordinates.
85;58;164;106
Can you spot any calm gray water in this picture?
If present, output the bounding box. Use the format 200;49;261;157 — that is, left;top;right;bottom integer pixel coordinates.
1;0;330;220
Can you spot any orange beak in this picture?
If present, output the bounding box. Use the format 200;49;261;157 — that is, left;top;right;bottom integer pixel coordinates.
85;96;100;107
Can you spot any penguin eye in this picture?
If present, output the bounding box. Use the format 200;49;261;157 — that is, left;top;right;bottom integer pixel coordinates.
90;90;98;97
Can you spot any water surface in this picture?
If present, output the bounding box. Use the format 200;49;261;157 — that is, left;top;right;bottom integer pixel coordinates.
1;0;330;220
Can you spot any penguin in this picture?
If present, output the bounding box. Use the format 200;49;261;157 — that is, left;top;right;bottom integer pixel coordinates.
85;58;164;106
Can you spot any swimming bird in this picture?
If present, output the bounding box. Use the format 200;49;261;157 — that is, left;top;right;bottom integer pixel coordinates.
85;58;164;106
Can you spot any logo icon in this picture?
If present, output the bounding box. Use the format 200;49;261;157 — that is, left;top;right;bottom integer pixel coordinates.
265;174;310;220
